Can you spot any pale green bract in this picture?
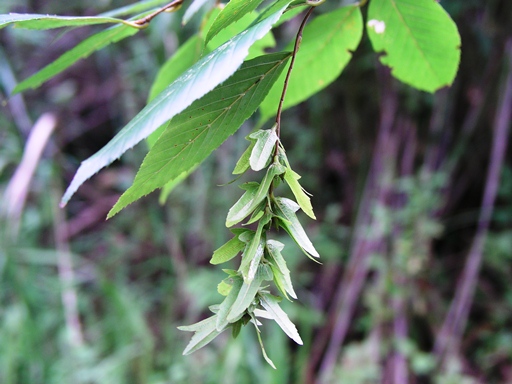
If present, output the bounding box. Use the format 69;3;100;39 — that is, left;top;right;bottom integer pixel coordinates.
266;239;297;299
273;197;319;258
216;276;244;331
233;140;256;175
249;127;279;171
280;147;316;219
367;0;461;92
178;315;225;355
225;267;267;323
284;168;316;219
226;162;286;226
259;293;303;345
238;216;270;283
210;236;245;265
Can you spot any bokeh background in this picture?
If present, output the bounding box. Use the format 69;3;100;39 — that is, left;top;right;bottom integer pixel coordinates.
1;0;511;383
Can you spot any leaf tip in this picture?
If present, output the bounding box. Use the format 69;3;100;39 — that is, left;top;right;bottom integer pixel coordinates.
105;208;117;220
11;84;23;95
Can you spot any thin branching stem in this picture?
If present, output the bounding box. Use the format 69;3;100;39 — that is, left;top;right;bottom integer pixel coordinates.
275;6;315;139
128;0;183;28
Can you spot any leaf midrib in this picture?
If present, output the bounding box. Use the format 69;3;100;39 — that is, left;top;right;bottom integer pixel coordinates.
297;6;359;73
389;0;439;83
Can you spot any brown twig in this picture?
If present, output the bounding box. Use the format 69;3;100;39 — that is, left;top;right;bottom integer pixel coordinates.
131;0;183;28
275;7;315;139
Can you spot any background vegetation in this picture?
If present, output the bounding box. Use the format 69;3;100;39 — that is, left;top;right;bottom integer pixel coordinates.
1;0;511;383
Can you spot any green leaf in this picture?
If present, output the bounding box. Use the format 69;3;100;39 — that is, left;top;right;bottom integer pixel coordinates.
367;0;461;92
211;236;246;265
12;3;177;94
266;239;297;299
207;12;276;61
178;315;225;355
226;162;286;227
273;197;319;258
249;127;279;171
150;34;205;197
148;35;204;104
157;167;195;204
255;0;294;23
205;0;265;43
232;140;256;175
99;0;171;18
110;51;290;217
276;3;306;25
246;30;276;61
259;4;363;122
182;0;212;25
259;292;303;345
14;25;138;94
61;5;291;207
0;13;135;30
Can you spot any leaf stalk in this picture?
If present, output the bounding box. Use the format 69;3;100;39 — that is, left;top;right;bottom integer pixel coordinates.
126;0;184;28
275;6;314;139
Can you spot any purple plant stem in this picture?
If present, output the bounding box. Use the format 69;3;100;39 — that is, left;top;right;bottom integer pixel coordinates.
316;70;398;381
389;119;418;384
392;279;408;384
434;38;512;360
